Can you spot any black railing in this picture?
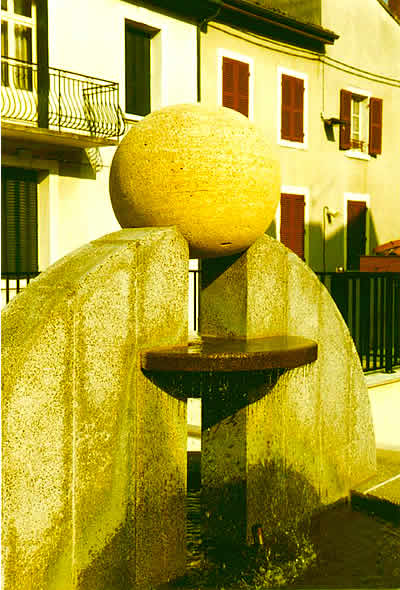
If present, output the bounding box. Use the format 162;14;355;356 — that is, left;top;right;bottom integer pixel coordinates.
1;56;124;138
189;269;200;333
317;272;400;373
1;272;39;307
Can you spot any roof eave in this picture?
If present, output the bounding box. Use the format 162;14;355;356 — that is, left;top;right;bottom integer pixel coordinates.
218;0;339;45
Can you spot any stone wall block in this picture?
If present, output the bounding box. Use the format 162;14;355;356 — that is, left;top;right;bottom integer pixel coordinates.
2;294;74;590
247;236;289;337
2;227;189;590
199;235;376;550
200;254;248;338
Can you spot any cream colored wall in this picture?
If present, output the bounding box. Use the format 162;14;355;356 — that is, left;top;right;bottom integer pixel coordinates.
323;0;400;79
201;17;400;271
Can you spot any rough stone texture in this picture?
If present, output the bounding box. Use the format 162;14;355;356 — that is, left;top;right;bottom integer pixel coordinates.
109;104;280;258
200;234;376;548
2;227;189;590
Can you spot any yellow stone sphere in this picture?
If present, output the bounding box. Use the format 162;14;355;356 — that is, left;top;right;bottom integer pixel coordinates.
109;104;280;258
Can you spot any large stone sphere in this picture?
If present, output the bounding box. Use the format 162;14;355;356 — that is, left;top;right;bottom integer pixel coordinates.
109;104;280;258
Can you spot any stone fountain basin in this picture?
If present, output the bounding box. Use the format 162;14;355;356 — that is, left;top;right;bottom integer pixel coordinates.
141;335;317;372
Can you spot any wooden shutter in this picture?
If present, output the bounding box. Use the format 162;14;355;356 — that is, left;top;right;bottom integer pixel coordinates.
125;24;150;116
1;167;38;277
347;200;366;270
369;97;382;155
237;60;249;117
222;57;249;117
280;193;305;259
339;89;352;150
292;77;304;142
281;75;304;142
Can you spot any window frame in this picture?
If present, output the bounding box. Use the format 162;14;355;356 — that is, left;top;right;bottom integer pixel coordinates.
1;1;36;60
277;67;308;150
1;0;36;90
217;48;254;121
124;18;160;120
341;86;372;161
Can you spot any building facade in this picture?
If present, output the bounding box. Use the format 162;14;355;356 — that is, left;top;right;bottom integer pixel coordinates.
198;0;400;271
2;0;400;310
1;0;199;305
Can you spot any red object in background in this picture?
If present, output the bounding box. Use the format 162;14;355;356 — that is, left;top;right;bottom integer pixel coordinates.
360;239;400;272
373;239;400;256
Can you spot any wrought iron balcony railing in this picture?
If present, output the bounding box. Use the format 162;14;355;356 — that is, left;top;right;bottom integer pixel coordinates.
1;56;125;138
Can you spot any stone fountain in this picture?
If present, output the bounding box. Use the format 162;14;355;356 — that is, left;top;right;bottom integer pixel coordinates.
2;104;376;589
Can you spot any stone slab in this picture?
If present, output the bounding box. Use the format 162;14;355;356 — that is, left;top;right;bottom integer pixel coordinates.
141;335;317;372
199;235;376;550
2;227;189;590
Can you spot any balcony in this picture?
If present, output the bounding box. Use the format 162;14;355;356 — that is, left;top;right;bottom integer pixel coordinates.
1;57;125;151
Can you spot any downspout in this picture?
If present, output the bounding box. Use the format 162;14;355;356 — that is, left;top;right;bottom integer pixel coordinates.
197;1;222;103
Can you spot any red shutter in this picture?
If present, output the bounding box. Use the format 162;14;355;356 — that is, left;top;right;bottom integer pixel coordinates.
222;57;249;117
339;89;351;150
292;77;304;142
222;57;235;111
347;200;367;270
369;97;382;155
237;60;249;117
281;74;292;140
280;193;305;259
281;75;304;142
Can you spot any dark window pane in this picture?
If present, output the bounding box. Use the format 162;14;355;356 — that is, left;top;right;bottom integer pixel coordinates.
125;24;150;116
14;0;31;17
1;0;8;10
1;167;38;277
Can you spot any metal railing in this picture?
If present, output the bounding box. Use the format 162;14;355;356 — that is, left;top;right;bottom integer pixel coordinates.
1;272;39;307
317;272;400;373
189;269;199;333
1;56;124;138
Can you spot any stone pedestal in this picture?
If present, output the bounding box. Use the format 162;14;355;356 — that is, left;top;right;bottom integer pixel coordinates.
2;228;189;590
199;235;376;553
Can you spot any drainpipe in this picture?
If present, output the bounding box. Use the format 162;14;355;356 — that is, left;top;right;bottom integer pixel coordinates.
197;1;222;103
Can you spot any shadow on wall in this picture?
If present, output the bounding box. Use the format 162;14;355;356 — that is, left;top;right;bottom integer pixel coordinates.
266;212;380;272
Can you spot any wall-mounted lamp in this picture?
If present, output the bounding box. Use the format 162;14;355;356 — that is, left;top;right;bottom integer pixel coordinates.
320;113;347;126
324;207;340;224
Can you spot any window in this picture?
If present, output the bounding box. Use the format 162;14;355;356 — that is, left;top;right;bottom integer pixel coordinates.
278;68;307;148
1;0;35;90
125;20;158;117
339;89;383;156
222;56;249;117
280;193;305;260
1;166;38;277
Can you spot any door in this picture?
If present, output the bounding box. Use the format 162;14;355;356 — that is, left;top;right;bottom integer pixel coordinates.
347;200;366;270
280;193;305;259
